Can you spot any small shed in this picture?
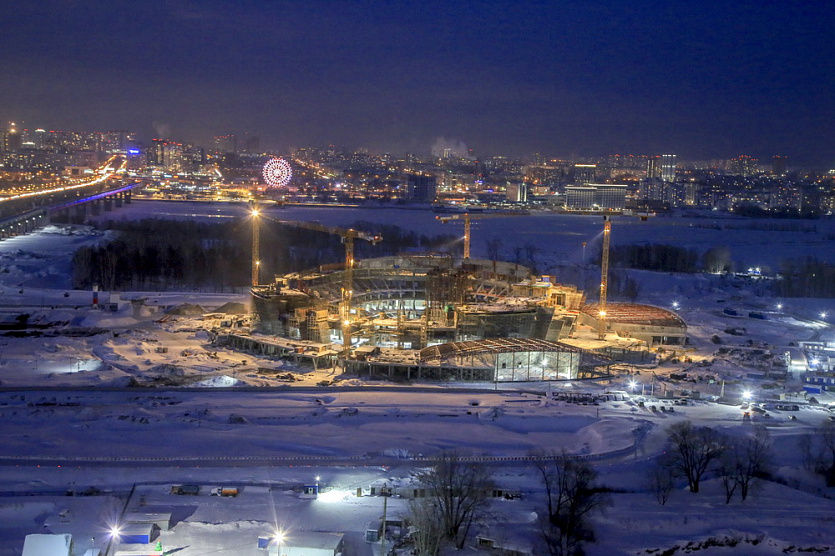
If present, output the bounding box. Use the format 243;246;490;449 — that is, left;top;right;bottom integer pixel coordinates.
118;523;156;544
22;534;72;556
300;483;319;498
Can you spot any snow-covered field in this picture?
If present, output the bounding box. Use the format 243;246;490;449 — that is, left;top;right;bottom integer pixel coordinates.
1;203;834;555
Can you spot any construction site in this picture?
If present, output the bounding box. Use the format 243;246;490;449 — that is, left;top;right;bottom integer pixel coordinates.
235;211;687;383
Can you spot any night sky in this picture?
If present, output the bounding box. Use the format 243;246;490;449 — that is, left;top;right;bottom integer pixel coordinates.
1;1;833;163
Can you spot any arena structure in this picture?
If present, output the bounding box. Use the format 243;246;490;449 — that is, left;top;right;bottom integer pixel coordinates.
579;302;687;346
246;254;687;382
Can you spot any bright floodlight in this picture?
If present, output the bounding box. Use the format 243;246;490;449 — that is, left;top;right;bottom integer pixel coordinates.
317;489;349;503
742;390;752;400
109;525;122;539
777;303;783;310
822;312;828;319
315;475;321;482
252;208;260;217
672;301;680;309
628;380;638;391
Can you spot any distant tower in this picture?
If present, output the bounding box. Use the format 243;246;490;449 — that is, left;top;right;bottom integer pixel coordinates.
646;156;661;179
771;155;788;176
660;154;676;182
406;174;437;202
3;122;22;152
573;164;597;184
213;134;238;155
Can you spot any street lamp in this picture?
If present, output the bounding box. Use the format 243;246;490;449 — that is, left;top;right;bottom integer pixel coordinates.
628;380;638;392
742;390;752;401
273;531;285;556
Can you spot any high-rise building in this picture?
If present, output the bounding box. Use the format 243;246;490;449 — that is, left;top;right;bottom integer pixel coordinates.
660;154;676;182
646;156;661;179
771;155;788;176
506;183;528;203
3;122;22;153
241;133;260;154
729;155;758;177
213;135;238;155
150;139;184;172
406;174;437;202
573;164;596;184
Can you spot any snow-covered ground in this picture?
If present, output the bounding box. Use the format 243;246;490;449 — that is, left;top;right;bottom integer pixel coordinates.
1;204;834;555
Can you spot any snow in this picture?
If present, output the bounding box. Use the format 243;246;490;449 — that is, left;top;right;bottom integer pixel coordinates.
0;203;834;555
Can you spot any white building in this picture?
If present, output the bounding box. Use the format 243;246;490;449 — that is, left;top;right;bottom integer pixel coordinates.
565;184;627;210
22;534;72;556
268;532;344;556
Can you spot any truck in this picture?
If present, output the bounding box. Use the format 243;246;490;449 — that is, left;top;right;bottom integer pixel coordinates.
215;486;239;497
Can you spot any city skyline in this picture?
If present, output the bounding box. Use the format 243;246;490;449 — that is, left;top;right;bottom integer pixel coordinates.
1;1;833;164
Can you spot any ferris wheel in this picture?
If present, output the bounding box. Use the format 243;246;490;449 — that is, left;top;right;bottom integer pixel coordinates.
262;157;293;188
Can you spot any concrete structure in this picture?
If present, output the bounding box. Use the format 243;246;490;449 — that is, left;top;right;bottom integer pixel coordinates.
240;256;606;382
579;302;687;346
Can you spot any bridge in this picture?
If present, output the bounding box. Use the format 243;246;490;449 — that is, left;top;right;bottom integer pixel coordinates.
0;155;143;238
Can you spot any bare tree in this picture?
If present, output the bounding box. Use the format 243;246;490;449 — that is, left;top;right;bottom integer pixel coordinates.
417;451;494;549
666;421;725;493
717;450;739;504
735;426;772;500
407;498;443;556
799;420;835;486
536;452;609;556
486;236;502;261
718;426;771;503
648;461;675;505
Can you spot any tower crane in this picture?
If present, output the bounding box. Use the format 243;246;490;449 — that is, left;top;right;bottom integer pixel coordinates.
598;215;611;340
596;211;653;340
435;211;529;259
250;202;261;286
273;220;382;353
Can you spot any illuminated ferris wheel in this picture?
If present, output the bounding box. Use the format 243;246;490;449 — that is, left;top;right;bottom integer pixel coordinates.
262;157;293;188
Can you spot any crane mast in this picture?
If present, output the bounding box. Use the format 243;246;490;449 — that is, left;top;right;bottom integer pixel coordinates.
250;203;260;287
436;211;528;260
598;215;611;340
342;234;355;354
272;220;381;354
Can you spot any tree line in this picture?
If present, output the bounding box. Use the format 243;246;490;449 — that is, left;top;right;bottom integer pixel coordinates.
71;218;457;291
408;418;834;556
775;257;835;298
605;243;835;297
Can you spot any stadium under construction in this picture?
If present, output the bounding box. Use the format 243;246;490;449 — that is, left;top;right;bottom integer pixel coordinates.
240;252;687;383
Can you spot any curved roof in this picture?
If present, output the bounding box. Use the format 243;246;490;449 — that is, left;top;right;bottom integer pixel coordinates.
581;302;685;328
419;338;583;363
